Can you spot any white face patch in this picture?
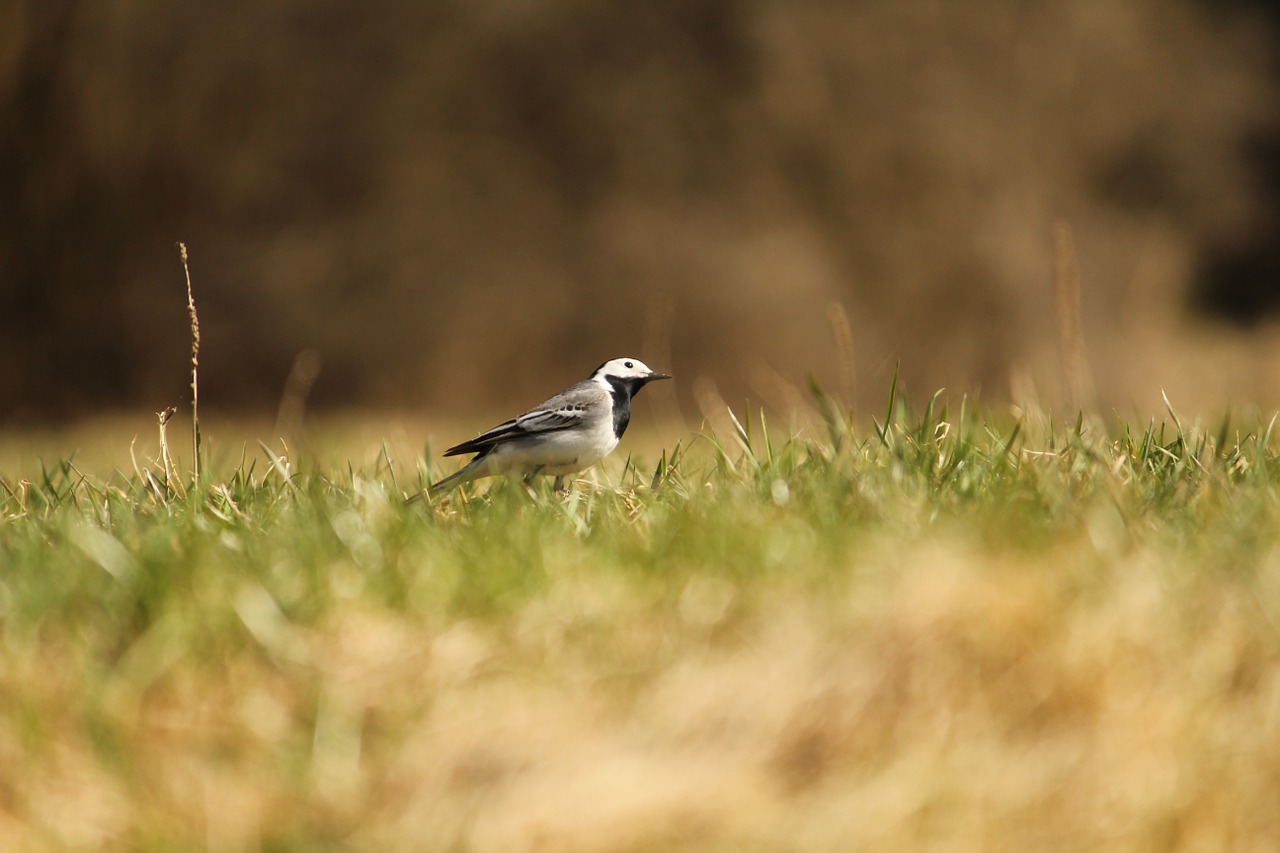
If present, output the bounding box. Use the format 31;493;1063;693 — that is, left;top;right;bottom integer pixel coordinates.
597;357;656;381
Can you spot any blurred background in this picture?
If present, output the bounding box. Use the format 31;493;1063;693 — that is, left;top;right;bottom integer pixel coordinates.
4;0;1280;424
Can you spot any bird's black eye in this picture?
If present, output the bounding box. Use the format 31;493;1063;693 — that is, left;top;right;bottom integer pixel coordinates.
624;361;634;369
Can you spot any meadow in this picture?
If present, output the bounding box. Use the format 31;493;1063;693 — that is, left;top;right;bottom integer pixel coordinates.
2;388;1280;851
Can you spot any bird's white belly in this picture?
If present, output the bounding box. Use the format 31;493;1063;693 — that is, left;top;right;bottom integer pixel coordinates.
485;423;619;477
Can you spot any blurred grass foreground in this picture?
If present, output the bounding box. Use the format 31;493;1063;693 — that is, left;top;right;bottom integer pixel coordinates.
2;398;1280;850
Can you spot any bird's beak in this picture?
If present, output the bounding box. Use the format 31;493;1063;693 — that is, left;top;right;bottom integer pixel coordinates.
647;372;673;382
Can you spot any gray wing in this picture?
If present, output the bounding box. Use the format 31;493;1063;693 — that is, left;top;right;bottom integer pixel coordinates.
442;381;606;457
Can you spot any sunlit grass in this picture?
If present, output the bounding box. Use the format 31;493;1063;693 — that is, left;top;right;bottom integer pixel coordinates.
2;391;1280;850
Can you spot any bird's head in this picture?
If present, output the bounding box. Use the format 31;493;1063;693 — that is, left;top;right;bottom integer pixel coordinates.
592;357;672;387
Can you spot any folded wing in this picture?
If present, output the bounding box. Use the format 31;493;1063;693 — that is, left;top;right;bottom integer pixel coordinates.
443;401;589;457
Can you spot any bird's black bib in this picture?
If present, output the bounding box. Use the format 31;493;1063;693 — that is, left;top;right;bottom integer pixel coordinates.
605;376;645;439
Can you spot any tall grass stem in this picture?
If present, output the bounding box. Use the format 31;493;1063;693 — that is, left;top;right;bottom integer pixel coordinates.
178;243;202;482
1052;221;1094;412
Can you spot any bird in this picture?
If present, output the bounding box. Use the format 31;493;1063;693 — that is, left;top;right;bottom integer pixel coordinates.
425;357;672;495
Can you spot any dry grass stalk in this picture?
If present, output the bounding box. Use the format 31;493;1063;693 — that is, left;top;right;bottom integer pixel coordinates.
643;296;686;433
691;376;735;443
178;243;202;481
826;301;857;413
156;406;180;497
274;348;323;441
1051;221;1095;412
749;363;816;424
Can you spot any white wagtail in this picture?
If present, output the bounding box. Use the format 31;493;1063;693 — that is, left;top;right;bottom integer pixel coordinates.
427;357;672;494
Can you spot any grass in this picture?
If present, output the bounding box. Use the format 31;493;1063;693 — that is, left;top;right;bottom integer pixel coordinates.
2;391;1280;851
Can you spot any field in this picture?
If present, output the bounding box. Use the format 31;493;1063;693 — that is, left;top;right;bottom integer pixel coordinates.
3;390;1280;851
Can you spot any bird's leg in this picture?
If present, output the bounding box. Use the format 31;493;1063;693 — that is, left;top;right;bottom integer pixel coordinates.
517;465;545;500
552;475;566;494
